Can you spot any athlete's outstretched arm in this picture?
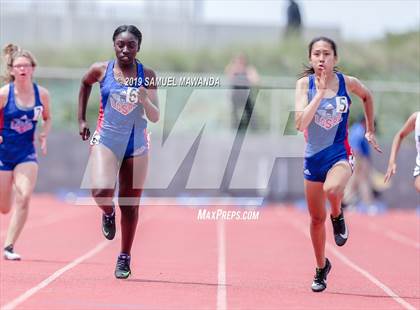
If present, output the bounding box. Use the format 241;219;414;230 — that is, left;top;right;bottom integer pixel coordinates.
139;68;159;123
384;112;417;183
78;62;106;140
38;87;52;155
295;71;327;131
346;76;382;153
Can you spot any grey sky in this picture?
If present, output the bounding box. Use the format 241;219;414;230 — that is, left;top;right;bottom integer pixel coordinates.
203;0;420;40
2;0;419;40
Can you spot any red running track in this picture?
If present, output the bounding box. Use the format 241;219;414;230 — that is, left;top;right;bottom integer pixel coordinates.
0;195;419;309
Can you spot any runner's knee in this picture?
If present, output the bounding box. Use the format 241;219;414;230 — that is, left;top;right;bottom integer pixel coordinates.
323;183;345;198
310;214;326;226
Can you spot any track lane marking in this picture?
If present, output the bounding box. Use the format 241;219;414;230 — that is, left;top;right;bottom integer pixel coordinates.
276;209;417;310
2;240;111;310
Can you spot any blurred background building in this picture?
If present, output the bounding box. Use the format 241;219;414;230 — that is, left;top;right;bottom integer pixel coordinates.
0;0;339;48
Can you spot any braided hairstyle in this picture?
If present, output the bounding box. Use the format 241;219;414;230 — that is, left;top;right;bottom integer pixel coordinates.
112;25;142;51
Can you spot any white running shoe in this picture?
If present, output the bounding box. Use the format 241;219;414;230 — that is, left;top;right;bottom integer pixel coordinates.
4;246;21;261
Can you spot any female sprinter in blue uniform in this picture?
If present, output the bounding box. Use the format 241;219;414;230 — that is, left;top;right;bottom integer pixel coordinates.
78;25;159;279
295;37;382;292
0;44;51;260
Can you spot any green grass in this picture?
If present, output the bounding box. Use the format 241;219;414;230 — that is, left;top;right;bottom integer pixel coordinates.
29;31;419;80
4;31;419;141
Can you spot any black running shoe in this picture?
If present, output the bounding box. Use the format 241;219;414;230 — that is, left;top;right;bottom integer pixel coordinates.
311;258;332;292
331;209;348;246
102;209;116;240
115;253;131;279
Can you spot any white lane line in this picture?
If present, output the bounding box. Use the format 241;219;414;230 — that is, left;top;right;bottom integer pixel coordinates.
217;219;227;310
369;224;420;250
284;215;417;310
2;240;111;310
326;244;417;310
385;230;420;249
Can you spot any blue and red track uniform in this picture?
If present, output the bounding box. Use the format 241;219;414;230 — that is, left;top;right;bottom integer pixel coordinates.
90;59;149;160
0;83;43;171
303;72;353;182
